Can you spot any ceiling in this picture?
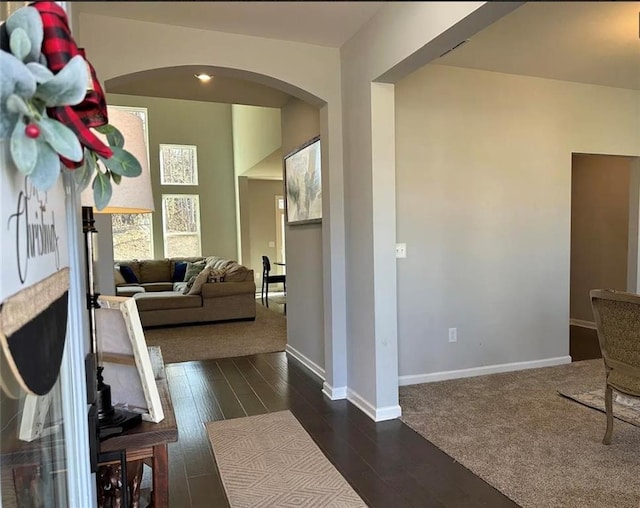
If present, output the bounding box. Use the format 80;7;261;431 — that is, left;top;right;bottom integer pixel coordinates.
73;1;385;48
438;2;640;91
74;2;640;107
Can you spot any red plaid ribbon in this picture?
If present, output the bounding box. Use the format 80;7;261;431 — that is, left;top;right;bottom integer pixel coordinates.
32;1;112;168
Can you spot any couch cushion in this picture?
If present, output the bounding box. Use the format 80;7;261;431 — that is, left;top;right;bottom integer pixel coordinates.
140;259;171;283
133;292;202;311
141;282;175;292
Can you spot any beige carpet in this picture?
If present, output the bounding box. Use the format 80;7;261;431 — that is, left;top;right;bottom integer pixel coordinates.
206;411;366;508
143;304;286;363
400;360;640;508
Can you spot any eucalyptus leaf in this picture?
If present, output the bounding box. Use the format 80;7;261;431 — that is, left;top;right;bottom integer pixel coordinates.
110;171;122;185
6;6;43;63
92;171;113;211
10;120;37;175
98;147;142;177
6;94;31;116
29;141;60;191
73;150;95;191
95;124;124;148
34;55;88;107
9;28;31;61
38;117;83;162
26;62;54;83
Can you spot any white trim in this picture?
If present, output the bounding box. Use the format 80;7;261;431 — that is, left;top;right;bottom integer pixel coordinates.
346;388;402;422
569;318;597;330
61;174;95;505
322;382;347;400
398;356;572;386
285;345;325;381
159;144;199;185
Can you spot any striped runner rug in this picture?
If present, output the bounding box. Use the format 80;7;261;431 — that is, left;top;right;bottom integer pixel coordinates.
206;410;367;507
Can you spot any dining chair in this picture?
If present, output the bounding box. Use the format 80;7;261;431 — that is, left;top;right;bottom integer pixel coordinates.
261;256;286;307
590;288;640;444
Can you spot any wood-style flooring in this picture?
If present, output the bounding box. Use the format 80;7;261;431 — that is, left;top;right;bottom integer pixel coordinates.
164;304;518;507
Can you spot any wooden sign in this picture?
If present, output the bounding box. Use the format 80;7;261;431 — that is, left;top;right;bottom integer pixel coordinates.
0;146;70;397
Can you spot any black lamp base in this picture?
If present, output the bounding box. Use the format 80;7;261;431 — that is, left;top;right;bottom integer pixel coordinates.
98;408;142;440
96;366;142;440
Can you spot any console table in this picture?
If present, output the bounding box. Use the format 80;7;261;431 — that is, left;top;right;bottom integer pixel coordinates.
98;346;178;507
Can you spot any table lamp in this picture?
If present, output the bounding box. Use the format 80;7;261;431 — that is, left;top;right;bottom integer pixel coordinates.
80;107;154;438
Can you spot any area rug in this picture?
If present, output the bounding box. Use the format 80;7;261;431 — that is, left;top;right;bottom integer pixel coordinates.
206;411;366;508
400;359;640;508
558;388;640;428
143;304;286;363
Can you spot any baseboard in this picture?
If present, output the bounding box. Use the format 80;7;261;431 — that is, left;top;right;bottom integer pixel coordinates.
322;382;347;400
285;345;325;381
346;388;402;422
398;355;572;386
569;318;597;330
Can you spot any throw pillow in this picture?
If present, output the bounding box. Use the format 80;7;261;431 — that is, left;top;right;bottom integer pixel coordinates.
183;261;206;282
119;265;139;284
187;267;212;295
182;276;197;295
114;267;126;285
208;268;226;283
173;261;188;283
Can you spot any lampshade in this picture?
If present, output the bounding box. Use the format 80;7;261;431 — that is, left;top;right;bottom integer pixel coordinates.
80;107;154;214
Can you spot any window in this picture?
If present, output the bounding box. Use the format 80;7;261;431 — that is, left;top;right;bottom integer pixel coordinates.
112;213;154;260
159;144;198;185
109;106;154;261
162;194;201;257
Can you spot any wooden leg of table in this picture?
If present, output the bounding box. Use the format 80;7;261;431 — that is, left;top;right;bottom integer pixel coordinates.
127;460;144;508
149;444;169;508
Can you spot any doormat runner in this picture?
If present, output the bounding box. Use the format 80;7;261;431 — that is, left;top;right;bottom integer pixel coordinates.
206;410;367;507
558;388;640;427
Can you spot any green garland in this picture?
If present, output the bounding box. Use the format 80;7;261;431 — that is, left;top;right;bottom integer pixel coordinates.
1;6;141;209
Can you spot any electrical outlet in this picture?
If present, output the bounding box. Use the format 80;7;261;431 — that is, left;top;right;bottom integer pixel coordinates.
395;243;407;258
448;328;457;343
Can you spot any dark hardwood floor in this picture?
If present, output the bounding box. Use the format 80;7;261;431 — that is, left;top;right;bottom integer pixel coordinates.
570;325;602;362
164;303;518;507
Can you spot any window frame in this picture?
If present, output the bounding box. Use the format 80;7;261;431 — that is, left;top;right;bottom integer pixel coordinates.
159;144;199;186
161;193;202;258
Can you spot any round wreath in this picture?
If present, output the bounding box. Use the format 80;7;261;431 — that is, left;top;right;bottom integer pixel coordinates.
1;4;141;209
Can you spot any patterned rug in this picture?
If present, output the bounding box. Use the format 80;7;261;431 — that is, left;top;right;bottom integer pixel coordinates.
558;388;640;427
205;411;366;508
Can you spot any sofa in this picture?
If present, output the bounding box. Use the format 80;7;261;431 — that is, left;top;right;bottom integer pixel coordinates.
114;256;256;327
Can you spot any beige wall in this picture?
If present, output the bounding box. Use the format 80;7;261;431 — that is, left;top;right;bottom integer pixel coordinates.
281;98;324;369
232;105;281;177
107;93;237;261
570;154;632;322
239;178;284;281
395;64;640;378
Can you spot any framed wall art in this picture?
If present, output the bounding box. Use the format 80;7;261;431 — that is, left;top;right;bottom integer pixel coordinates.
284;136;322;225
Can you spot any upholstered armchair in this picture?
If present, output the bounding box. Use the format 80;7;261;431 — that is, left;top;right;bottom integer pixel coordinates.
590;289;640;444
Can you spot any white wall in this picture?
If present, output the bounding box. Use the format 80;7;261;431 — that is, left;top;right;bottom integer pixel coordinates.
395;64;640;381
281;99;324;375
340;2;517;419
